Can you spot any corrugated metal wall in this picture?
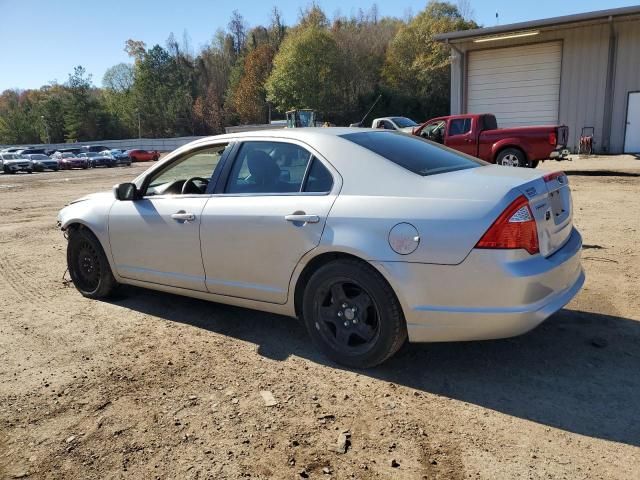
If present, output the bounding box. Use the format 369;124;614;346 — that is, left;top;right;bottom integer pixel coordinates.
610;19;640;153
449;19;640;153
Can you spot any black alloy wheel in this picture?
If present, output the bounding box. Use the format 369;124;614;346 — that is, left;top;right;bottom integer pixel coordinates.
302;259;407;368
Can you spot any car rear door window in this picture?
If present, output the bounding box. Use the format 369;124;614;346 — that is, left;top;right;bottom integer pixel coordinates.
341;131;484;176
448;118;471;136
225;141;323;194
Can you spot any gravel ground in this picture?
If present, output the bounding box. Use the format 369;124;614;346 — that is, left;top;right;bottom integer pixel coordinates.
0;154;639;479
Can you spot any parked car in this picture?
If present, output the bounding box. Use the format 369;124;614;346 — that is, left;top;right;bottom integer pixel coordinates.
83;145;110;153
0;153;32;173
58;128;584;367
100;149;132;166
16;148;47;156
54;152;89;170
371;116;419;133
79;152;115;168
23;153;59;171
126;149;160;162
55;147;84;156
413;113;570;168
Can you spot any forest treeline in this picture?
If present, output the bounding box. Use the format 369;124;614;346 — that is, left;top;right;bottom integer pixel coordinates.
0;1;476;144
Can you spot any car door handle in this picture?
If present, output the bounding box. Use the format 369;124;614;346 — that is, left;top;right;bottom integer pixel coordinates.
171;212;195;222
285;214;320;224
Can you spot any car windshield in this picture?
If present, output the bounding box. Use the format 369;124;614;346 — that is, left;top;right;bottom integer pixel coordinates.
391;117;418;128
85;152;99;157
341;131;485;176
62;153;76;158
2;154;20;160
31;154;49;160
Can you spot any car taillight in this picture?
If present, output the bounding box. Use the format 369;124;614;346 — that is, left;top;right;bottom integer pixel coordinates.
543;171;567;183
549;132;557;145
476;195;539;255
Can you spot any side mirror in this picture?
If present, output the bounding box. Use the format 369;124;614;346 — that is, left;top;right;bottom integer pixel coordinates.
114;182;137;201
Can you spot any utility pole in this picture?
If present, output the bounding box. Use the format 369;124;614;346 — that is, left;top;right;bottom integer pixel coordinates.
40;115;50;144
136;110;142;139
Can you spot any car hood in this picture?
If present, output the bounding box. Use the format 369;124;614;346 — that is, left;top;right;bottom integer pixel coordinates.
69;191;113;205
3;159;31;164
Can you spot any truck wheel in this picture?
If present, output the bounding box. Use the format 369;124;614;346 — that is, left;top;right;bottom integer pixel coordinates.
496;148;528;167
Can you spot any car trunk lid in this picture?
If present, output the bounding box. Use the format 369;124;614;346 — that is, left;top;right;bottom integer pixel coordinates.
520;171;573;257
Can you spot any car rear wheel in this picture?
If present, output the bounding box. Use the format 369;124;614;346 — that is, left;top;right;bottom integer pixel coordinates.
67;227;117;299
302;259;407;368
496;148;528;167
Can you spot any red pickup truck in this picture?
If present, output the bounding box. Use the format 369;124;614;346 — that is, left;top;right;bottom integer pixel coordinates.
413;114;569;168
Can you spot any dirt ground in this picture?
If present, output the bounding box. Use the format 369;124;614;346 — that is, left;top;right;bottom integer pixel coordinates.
0;154;639;479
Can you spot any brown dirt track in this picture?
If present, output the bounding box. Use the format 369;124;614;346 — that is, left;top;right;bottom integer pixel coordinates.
0;155;639;479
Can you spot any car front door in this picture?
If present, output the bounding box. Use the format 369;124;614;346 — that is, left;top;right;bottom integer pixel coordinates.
200;139;339;304
108;143;228;291
444;117;476;156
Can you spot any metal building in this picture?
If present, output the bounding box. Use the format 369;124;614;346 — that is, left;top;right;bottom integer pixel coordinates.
435;6;640;154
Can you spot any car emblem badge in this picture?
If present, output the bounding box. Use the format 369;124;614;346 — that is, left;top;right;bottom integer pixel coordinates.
525;187;537;197
545;211;551;221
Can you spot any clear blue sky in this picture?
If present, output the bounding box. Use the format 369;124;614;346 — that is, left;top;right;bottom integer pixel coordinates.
1;0;637;91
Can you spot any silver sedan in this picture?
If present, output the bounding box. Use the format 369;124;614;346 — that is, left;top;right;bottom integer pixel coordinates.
57;128;584;367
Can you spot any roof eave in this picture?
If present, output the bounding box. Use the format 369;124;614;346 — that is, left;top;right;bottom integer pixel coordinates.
434;5;640;43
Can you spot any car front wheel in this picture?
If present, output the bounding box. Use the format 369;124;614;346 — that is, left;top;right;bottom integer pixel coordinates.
302;259;407;368
67;227;117;299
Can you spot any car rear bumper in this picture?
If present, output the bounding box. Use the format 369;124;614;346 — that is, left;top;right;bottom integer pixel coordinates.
375;228;584;342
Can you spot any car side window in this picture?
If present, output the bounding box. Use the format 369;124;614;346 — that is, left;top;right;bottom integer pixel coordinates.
145;144;227;196
225;141;316;194
449;118;471;136
303;158;333;193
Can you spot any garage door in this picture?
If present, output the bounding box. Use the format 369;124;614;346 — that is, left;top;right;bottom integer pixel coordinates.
467;42;562;127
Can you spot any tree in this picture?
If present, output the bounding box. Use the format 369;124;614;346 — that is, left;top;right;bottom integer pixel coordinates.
382;1;477;119
266;26;340;117
233;44;275;124
64;66;101;141
124;39;147;63
228;10;247;55
102;63;134;92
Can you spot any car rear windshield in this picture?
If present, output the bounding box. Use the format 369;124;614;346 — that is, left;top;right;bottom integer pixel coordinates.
341;131;485;176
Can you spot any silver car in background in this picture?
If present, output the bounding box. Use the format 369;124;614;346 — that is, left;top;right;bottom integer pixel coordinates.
58;128;584;367
1;153;33;173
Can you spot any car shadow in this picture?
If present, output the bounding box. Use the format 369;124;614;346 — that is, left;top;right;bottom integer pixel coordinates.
565;170;640;177
108;286;640;447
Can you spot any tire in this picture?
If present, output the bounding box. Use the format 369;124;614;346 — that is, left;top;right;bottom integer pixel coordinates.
302;259;407;368
530;160;540;168
496;148;528;167
67;227;117;299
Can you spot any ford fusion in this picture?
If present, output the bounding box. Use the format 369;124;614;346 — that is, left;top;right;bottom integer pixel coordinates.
57;129;584;367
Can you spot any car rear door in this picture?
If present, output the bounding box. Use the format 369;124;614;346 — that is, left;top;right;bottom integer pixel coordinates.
199;139;340;304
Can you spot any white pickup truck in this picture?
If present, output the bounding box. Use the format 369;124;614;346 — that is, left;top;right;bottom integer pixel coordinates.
371;116;419;133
